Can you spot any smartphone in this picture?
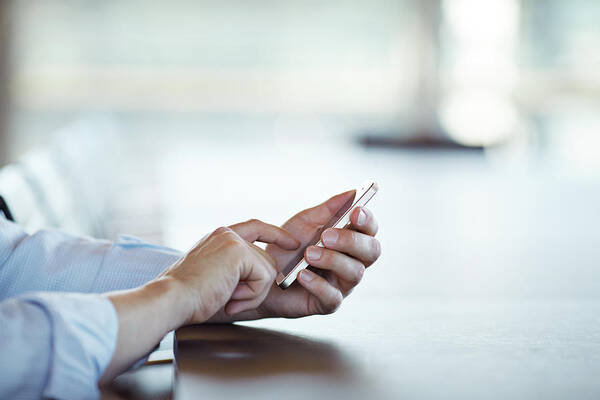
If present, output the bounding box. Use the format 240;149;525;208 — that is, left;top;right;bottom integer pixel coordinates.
276;180;379;289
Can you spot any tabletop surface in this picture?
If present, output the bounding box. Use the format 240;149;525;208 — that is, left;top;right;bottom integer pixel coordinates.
164;137;600;400
175;299;600;400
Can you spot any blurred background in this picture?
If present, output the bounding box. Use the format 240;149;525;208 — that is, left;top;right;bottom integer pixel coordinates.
1;0;599;301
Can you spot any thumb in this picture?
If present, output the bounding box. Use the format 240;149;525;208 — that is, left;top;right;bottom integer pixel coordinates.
300;190;356;225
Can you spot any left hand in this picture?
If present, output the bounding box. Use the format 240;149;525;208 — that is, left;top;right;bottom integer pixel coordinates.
221;190;380;321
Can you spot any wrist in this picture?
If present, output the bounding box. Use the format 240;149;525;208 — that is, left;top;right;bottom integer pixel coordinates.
250;287;277;320
140;277;193;331
102;277;193;382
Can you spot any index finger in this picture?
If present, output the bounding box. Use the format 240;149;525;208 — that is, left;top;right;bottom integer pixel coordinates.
229;219;300;250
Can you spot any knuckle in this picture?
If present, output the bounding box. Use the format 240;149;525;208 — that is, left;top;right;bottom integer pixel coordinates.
221;233;244;249
366;208;378;228
342;230;358;250
247;218;261;225
371;238;381;261
318;248;332;265
323;291;343;314
261;250;277;269
221;240;238;251
331;229;348;249
267;263;277;280
212;226;230;236
371;219;380;235
352;264;366;284
219;230;236;239
351;231;361;248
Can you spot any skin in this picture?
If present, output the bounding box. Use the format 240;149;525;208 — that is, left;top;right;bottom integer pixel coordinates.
100;190;380;383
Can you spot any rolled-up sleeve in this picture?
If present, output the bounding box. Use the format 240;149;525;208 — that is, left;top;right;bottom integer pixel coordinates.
0;216;182;301
0;292;118;400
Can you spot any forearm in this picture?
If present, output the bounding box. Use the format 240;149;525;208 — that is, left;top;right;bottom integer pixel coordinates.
101;278;191;383
101;277;267;381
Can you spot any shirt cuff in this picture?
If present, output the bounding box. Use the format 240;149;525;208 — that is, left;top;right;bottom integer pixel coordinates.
21;292;119;400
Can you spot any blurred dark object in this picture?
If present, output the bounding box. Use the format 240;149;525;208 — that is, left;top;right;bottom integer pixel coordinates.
0;195;14;221
359;133;484;151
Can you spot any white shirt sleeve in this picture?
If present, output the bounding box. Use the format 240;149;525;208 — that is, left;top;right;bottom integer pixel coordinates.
0;215;182;301
0;215;183;398
0;292;118;400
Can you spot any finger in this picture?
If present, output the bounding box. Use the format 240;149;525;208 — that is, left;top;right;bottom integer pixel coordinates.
225;293;268;315
300;190;355;225
249;242;278;272
304;246;365;286
230;283;254;300
296;269;344;315
225;299;258;315
321;228;381;266
225;265;273;315
349;207;378;236
241;244;278;288
229;219;300;250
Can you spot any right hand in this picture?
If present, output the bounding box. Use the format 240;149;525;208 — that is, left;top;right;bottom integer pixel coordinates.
102;219;298;382
158;220;299;324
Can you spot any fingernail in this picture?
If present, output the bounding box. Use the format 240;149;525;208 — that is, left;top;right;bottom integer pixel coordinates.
322;229;338;246
357;208;367;226
306;246;322;261
300;269;316;282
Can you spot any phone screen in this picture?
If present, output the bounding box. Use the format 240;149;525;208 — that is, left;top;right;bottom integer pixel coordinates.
279;193;356;277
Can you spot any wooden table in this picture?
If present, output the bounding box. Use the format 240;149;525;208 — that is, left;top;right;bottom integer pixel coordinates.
158;138;600;399
174;298;600;399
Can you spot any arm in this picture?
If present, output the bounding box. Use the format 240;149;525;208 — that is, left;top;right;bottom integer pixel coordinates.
0;220;296;396
0;216;180;301
0;292;118;399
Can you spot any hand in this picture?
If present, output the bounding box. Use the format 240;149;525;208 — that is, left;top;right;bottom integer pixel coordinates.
264;191;380;317
215;191;380;321
102;220;298;381
159;221;298;322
